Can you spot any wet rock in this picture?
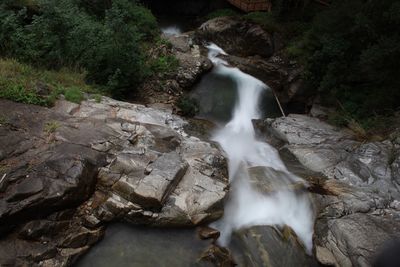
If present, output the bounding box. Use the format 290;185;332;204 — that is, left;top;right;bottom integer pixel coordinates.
197;17;274;58
0;209;105;267
220;54;309;112
198;226;220;240
229;226;313;267
248;166;306;194
199;244;235;267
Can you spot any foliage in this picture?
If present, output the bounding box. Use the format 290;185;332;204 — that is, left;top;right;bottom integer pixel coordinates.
205;8;239;20
176;96;199;117
0;58;98;106
287;0;400;122
0;0;159;98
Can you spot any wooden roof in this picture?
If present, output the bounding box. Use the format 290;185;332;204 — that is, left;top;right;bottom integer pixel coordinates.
227;0;271;12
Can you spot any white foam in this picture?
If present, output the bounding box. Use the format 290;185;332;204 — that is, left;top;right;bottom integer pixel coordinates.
161;25;182;36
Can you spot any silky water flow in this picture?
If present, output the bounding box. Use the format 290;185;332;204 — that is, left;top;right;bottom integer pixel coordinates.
206;43;315;254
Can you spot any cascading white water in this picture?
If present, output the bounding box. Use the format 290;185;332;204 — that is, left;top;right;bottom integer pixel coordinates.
207;43;315;253
161;25;182;36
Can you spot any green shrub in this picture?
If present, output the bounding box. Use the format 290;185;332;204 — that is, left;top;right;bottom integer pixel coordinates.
0;0;159;98
64;87;84;104
177;96;199;117
206;8;239;20
292;0;400;121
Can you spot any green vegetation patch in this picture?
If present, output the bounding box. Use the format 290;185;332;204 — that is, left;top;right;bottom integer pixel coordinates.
44;121;60;134
0;0;159;99
149;55;180;77
0;58;98;106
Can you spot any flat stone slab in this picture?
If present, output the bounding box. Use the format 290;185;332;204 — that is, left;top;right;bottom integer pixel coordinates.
133;152;188;208
112;152;188;209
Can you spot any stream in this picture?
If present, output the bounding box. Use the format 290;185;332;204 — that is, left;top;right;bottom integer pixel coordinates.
76;23;315;267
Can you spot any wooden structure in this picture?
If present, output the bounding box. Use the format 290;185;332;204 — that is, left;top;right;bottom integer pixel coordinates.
227;0;271;12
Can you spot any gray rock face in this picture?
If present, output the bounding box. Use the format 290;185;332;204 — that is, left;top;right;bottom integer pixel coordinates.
0;98;229;266
265;114;400;267
164;33;213;89
197;16;274;58
113;152;188;209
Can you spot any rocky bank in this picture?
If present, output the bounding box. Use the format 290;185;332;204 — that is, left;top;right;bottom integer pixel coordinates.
0;97;228;266
262;114;400;267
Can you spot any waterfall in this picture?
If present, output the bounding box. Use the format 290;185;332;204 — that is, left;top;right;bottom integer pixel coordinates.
207;43;315;253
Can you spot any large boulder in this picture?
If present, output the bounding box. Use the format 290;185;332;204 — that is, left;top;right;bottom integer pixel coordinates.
136;33;212;106
220;54;310;113
196;16;274;58
172;35;213;89
230;226;314;267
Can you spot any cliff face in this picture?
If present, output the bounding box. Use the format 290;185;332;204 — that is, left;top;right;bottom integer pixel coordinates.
141;0;230;16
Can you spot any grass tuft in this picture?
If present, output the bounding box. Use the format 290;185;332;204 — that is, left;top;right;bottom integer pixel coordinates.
44;121;60;134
